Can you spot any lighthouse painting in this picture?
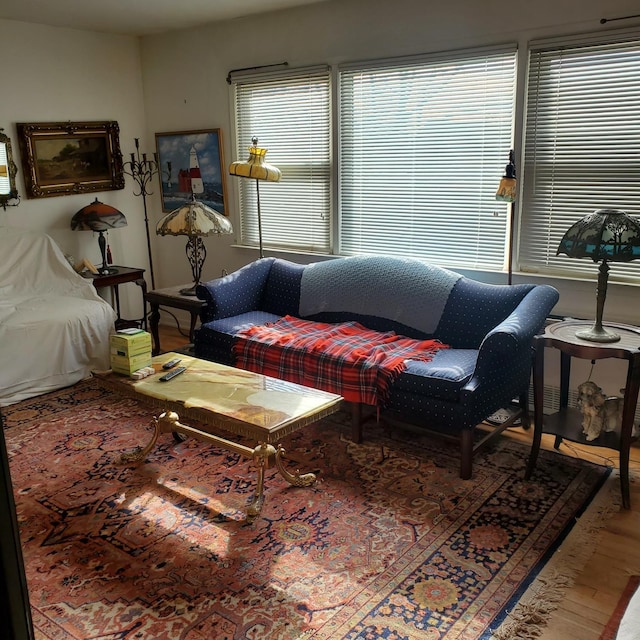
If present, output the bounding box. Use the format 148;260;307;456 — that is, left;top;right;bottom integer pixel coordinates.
155;128;227;213
189;146;204;193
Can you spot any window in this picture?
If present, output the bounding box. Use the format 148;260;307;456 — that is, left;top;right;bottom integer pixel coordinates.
521;30;640;281
231;48;516;267
339;46;517;270
231;67;331;254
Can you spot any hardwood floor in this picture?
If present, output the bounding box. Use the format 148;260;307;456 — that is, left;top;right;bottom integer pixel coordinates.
506;429;640;639
156;321;194;354
157;322;640;638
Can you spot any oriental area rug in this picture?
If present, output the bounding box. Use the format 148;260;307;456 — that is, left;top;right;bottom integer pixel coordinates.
3;379;616;640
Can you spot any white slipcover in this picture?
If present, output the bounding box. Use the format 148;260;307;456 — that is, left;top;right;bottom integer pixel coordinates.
617;583;640;639
0;227;116;406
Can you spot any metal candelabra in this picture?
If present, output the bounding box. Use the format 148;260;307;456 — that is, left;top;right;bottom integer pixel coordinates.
122;138;171;289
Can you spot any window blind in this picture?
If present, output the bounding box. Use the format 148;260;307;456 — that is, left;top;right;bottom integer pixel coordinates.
338;46;517;270
521;31;640;281
231;68;331;254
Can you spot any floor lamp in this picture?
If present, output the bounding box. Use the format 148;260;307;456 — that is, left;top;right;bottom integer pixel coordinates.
229;137;281;258
488;150;519;426
495;149;517;285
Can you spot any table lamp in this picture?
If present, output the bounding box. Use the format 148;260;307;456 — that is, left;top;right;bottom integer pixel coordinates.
156;193;233;296
557;208;640;342
70;198;127;274
229;137;281;258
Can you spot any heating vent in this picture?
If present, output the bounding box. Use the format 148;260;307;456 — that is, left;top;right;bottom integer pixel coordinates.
529;383;640;424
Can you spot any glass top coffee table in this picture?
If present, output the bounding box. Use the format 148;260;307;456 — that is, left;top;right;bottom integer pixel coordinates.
95;353;343;519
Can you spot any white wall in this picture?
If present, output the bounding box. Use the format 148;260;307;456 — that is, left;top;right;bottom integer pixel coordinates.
0;20;148;318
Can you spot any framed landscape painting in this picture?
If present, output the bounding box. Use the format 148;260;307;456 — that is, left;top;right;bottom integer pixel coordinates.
155;129;227;214
16;121;124;198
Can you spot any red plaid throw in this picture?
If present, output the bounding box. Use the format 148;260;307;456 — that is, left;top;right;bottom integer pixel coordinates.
233;315;447;405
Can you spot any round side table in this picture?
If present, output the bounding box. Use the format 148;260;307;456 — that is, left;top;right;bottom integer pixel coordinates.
525;320;640;509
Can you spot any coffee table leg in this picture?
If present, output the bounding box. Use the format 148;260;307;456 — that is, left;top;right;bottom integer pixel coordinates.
120;411;180;463
246;443;317;519
246;443;269;518
274;445;317;487
120;413;318;519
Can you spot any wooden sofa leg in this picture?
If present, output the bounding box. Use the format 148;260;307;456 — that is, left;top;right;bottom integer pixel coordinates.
460;429;474;479
519;390;531;429
351;403;363;443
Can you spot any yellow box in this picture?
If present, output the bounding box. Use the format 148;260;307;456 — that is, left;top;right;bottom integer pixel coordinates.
110;352;153;375
110;331;152;357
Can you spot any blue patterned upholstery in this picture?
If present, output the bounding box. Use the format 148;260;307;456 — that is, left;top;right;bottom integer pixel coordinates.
195;310;282;365
197;257;275;320
300;255;461;334
393;349;479;402
435;278;536;348
194;256;559;478
262;259;304;316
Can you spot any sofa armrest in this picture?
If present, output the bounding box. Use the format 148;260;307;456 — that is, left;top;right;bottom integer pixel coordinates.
196;257;276;322
461;284;559;395
480;284;559;355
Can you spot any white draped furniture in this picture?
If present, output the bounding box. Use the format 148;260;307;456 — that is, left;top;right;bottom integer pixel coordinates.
0;227;116;406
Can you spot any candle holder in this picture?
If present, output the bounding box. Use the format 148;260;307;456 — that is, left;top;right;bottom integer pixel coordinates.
123;138;171;289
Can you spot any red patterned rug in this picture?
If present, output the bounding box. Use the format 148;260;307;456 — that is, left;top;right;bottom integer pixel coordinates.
3;379;612;639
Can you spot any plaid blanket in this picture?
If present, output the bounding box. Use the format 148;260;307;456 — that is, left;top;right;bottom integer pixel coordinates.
233;315;447;405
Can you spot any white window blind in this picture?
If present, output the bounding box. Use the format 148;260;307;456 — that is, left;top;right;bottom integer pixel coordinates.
231;68;331;254
521;31;640;281
339;46;517;270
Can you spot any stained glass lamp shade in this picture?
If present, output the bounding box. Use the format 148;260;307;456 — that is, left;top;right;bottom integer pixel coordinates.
156;194;233;296
557;208;640;342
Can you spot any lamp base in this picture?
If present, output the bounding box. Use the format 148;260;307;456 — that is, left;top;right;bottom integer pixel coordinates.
179;285;198;296
98;266;119;275
576;325;620;343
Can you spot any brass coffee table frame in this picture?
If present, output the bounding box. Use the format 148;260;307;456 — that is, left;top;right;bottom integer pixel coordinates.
95;353;343;519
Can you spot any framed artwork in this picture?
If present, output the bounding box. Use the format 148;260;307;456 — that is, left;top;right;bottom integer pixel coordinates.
16;121;124;199
155;128;227;214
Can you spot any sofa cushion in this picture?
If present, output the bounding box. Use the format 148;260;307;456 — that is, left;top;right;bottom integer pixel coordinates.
195;311;283;365
234;316;447;405
392;349;478;402
200;311;282;337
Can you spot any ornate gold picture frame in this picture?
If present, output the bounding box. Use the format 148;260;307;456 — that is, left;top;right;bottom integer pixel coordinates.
17;121;124;199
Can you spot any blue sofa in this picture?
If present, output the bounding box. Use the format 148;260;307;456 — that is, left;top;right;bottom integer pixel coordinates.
194;255;559;478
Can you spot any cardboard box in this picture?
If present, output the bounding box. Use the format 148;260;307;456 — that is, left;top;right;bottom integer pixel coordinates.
109;331;152;357
110;352;153;375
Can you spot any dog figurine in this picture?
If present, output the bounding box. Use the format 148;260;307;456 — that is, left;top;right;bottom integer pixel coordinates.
576;380;625;441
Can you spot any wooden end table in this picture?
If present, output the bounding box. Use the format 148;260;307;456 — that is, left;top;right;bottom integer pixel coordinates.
145;285;207;355
525;320;640;509
83;265;147;330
